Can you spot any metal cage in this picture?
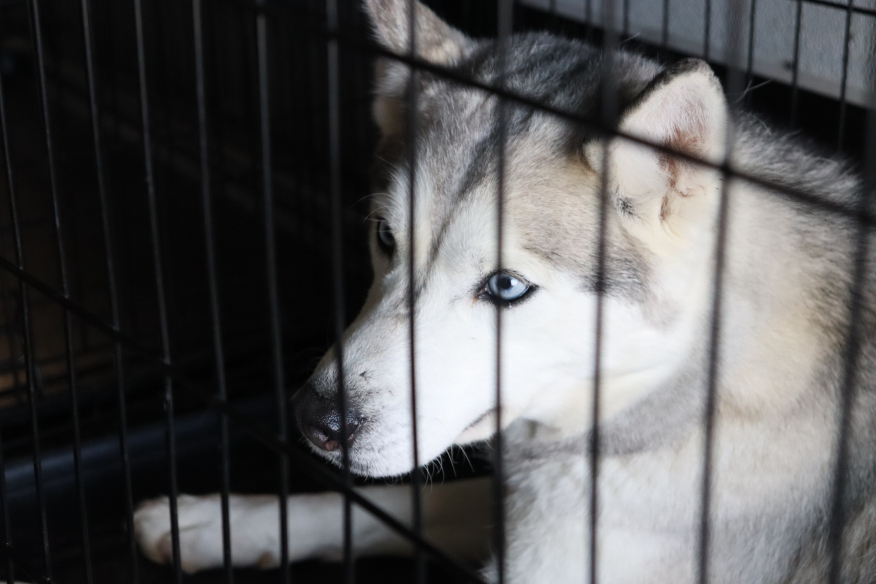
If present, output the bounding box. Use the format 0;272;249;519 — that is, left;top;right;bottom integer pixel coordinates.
0;0;873;583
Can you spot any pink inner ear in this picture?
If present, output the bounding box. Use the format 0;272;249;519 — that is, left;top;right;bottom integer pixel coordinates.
664;93;711;156
653;92;715;187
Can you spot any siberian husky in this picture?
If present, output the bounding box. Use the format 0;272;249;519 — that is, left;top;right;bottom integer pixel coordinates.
134;1;876;582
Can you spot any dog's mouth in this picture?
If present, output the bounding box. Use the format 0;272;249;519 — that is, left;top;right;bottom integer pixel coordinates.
454;407;502;445
464;408;496;431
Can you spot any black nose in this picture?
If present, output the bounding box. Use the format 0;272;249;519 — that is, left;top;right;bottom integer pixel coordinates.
292;386;363;452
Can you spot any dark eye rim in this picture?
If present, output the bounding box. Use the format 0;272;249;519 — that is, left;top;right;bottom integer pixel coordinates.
476;270;538;308
375;218;395;255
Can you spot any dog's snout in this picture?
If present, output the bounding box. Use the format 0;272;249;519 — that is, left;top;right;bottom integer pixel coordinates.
292;386;363;452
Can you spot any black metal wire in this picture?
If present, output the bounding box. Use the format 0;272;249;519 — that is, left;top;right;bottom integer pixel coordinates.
132;0;183;579
591;2;619;583
826;27;876;584
0;426;13;584
790;0;804;127
19;106;51;584
25;0;69;577
825;157;870;584
835;0;854;150
325;2;354;583
404;1;425;583
704;0;712;58
0;257;23;404
154;274;182;584
697;2;745;583
131;0;175;582
192;1;235;581
696;169;730;584
800;0;874;18
75;0;124;581
745;0;758;103
662;0;670;46
254;10;291;584
4;327;22;403
160;341;182;584
494;3;513;583
585;0;594;43
0;30;18;584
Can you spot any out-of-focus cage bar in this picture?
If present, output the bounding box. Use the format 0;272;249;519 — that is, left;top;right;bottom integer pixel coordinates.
0;0;873;583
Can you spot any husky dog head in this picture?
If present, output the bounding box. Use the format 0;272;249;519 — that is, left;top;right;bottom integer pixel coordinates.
292;0;728;477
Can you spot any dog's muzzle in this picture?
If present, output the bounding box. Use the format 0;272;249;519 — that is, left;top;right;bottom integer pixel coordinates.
292;384;364;452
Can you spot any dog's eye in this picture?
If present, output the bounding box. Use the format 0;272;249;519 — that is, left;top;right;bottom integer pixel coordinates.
483;272;533;306
376;219;395;253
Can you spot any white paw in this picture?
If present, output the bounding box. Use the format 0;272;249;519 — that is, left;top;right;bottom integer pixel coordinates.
135;494;232;573
135;491;343;571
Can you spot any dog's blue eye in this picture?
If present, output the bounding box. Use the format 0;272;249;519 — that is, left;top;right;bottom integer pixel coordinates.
487;273;530;302
377;219;395;252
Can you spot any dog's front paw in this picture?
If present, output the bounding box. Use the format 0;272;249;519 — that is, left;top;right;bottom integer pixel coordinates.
135;492;342;571
135;494;232;573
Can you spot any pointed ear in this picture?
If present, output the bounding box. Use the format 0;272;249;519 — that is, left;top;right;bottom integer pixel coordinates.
587;59;728;244
364;0;472;63
364;0;473;137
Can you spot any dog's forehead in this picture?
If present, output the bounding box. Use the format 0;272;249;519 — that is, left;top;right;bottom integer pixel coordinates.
372;35;660;289
378;34;659;223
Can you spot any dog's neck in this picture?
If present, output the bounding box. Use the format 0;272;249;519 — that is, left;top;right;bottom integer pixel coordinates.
505;363;706;463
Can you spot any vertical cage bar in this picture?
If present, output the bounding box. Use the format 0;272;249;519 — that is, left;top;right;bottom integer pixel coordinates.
0;263;22;403
192;1;235;581
404;1;425;583
662;0;670;46
133;0;183;579
61;239;91;584
697;1;745;583
835;0;854;150
134;0;181;576
591;0;619;582
326;2;354;583
493;3;513;583
703;0;712;59
789;0;803;127
585;0;594;43
76;0;127;580
826;30;876;584
696;148;730;584
255;9;291;584
26;0;71;577
745;0;757;99
0;35;18;584
0;427;12;584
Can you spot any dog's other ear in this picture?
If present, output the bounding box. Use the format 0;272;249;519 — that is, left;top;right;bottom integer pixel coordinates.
364;0;471;63
363;0;473;137
587;59;728;245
